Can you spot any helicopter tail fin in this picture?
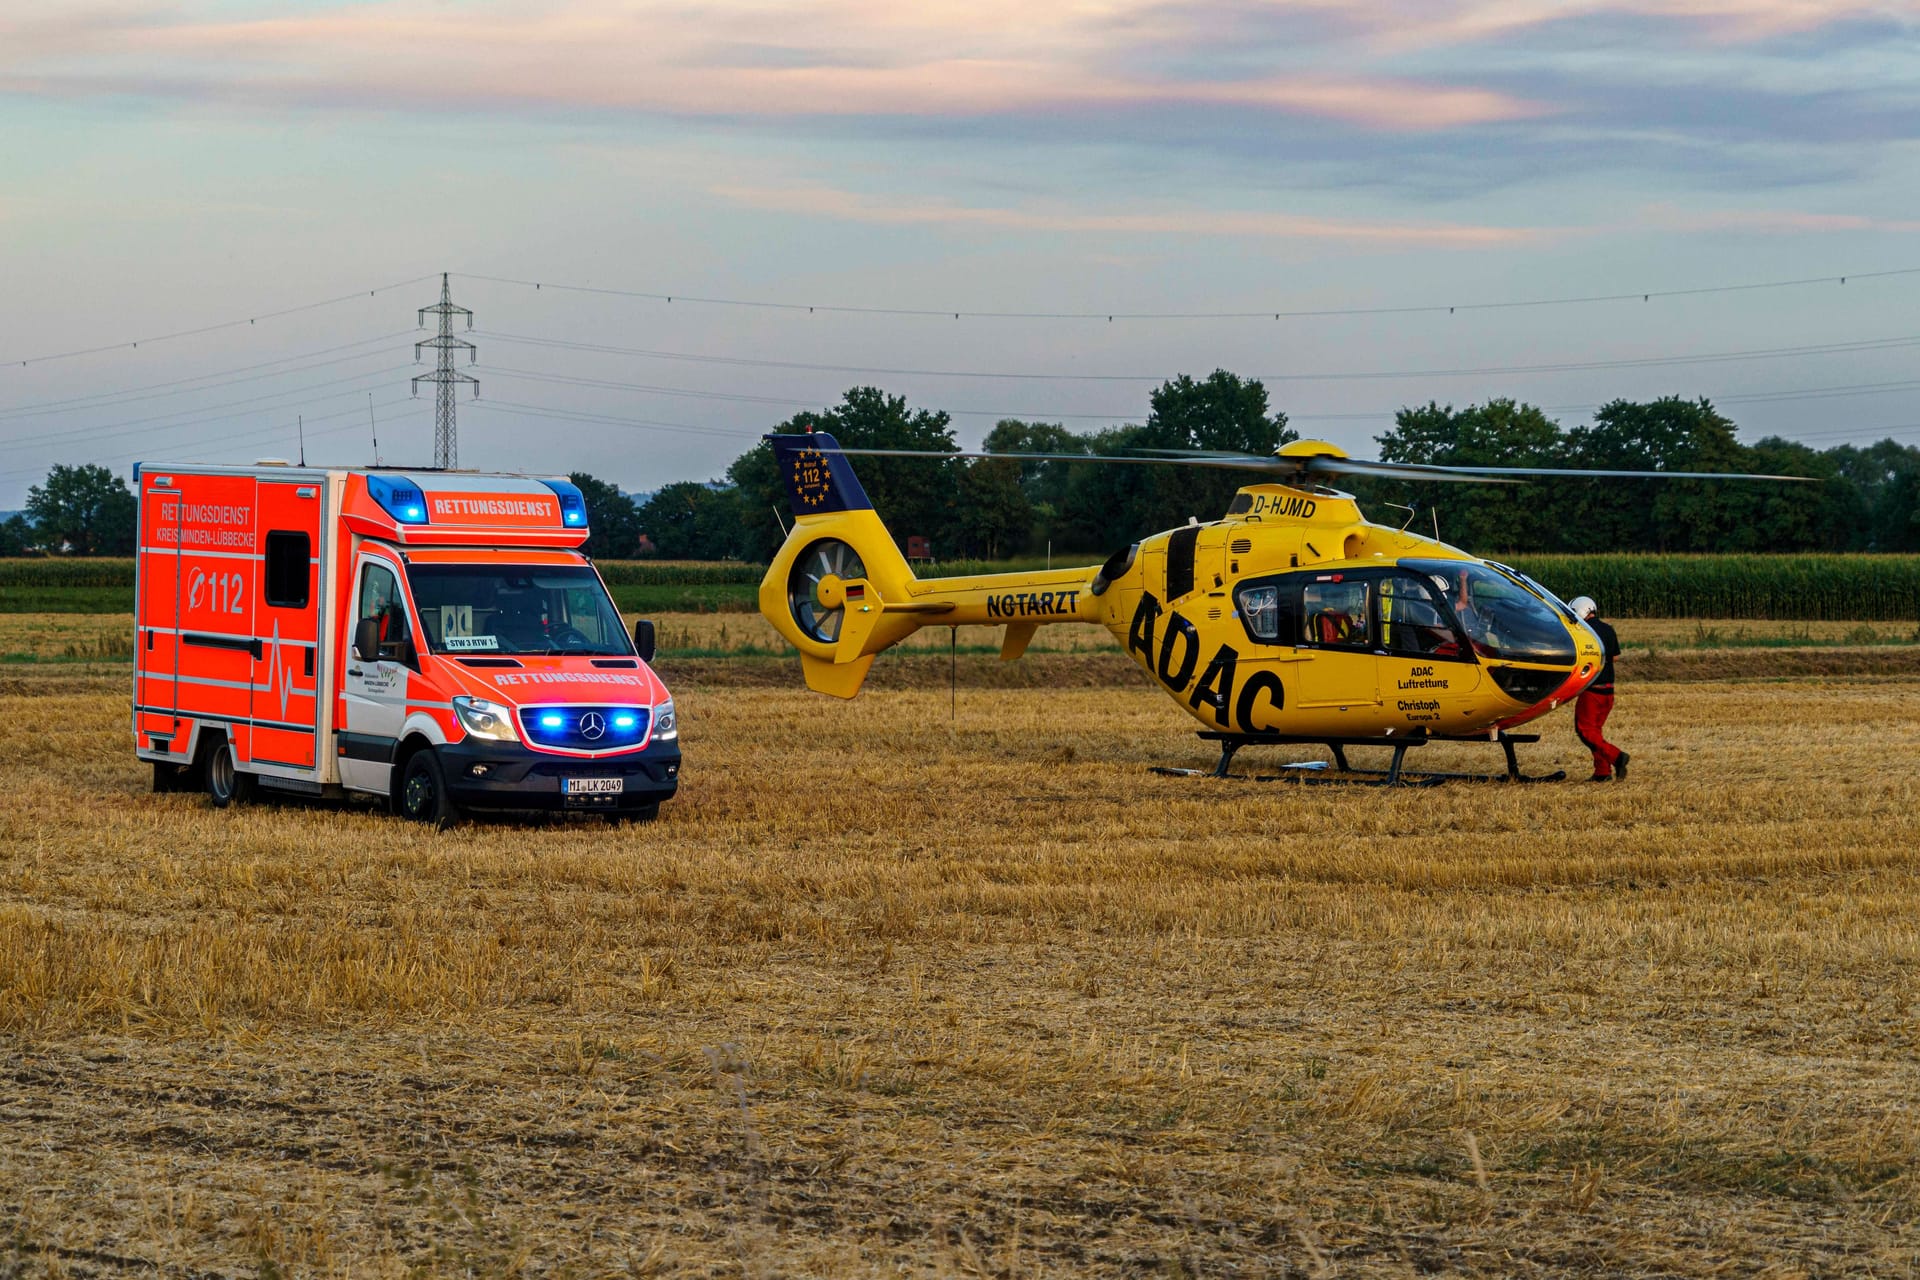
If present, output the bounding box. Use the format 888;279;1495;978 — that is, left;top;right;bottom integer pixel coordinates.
769;431;875;517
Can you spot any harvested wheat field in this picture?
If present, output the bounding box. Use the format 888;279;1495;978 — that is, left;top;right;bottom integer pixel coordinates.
2;656;1919;1276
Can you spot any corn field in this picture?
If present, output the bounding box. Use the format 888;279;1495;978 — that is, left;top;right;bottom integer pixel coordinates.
585;560;762;585
7;555;1920;619
0;558;138;588
1509;554;1920;620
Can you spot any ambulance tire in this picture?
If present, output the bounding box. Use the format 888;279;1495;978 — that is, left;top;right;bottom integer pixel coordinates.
398;749;460;829
204;739;255;809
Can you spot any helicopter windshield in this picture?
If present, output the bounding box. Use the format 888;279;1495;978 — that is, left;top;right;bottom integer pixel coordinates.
1404;559;1576;665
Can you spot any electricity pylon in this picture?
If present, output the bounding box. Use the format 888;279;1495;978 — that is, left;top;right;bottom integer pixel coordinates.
414;272;477;468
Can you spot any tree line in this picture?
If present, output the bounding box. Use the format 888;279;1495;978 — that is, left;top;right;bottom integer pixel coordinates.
579;374;1920;561
9;372;1918;559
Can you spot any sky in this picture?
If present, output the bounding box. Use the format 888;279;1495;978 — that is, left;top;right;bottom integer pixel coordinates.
2;0;1918;508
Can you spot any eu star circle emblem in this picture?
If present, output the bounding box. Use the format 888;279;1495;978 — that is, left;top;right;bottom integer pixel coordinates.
791;448;834;510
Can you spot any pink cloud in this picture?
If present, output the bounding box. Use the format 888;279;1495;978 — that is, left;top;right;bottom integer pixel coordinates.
0;2;1547;131
710;182;1555;245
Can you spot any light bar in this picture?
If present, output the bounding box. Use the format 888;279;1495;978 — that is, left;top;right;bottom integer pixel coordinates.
540;478;590;528
367;474;429;524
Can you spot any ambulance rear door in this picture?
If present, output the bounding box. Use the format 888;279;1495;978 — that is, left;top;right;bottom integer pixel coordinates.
247;478;325;776
134;474;185;752
170;472;262;762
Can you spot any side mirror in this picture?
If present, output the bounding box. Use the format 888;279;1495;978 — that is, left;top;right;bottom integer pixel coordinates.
353;617;381;663
633;619;656;663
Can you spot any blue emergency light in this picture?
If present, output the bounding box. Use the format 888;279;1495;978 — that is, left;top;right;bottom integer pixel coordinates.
540;479;589;528
367;475;429;524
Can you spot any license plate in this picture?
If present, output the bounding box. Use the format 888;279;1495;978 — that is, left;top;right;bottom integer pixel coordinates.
564;776;624;795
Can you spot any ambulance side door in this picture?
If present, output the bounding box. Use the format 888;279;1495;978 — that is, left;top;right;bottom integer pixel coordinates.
338;553;416;794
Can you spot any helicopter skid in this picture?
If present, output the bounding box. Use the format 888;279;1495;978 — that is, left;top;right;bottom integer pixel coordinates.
1160;731;1567;787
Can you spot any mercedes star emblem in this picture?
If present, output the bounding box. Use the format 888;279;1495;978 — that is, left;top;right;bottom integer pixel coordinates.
578;711;606;741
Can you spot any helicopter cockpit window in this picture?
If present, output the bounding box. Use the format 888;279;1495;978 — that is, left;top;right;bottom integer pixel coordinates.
1302;579;1370;649
1406;559;1576;665
1380;575;1466;659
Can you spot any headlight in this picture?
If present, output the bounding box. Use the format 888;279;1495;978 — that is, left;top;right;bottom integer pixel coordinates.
652;699;677;741
452;696;519;742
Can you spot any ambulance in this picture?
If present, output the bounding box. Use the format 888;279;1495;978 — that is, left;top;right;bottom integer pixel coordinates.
131;463;680;823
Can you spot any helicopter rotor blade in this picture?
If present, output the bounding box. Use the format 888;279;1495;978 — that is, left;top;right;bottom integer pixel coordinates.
1296;457;1519;485
821;446;1291;471
814;445;1821;486
1301;456;1821;484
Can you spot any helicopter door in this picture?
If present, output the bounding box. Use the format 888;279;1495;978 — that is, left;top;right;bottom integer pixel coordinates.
1294;577;1381;709
1376;573;1480;703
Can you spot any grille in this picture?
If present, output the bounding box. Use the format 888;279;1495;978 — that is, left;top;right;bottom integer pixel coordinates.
1230;538;1253;554
518;705;651;751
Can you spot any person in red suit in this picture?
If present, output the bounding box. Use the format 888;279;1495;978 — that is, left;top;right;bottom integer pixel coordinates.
1568;596;1628;782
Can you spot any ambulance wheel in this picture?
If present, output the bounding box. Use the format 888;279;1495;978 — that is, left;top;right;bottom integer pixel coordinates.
398;750;460;829
205;740;254;809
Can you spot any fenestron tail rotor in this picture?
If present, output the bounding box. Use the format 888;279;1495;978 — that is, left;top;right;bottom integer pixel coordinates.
787;538;867;643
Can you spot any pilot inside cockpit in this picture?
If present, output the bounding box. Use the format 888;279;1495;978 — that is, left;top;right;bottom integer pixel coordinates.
1431;569;1500;656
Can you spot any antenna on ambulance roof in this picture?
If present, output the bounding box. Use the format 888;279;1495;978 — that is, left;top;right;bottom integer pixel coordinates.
297;415;306;467
368;393;382;466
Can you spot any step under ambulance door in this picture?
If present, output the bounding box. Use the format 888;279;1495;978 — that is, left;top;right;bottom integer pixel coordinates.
247;480;325;775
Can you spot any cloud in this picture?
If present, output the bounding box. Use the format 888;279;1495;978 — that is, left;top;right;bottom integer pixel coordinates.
0;3;1545;129
1;0;1911;197
1637;202;1920;233
709;182;1554;245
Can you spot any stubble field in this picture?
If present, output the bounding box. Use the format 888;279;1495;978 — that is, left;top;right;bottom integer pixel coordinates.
2;627;1918;1276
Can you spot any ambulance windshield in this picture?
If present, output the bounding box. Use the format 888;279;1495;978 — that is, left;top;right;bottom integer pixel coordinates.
1402;559;1576;665
406;564;633;656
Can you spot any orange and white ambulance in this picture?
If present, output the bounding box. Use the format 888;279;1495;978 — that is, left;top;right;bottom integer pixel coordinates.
132;463;679;822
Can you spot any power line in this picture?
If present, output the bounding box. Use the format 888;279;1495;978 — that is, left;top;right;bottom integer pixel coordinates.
0;275;436;370
1756;420;1920;444
467;398;763;441
0;366;413;453
162;406;431;469
475;326;1920;386
476;330;1158;382
455;265;1920;323
477;364;1139;422
0;333;412;423
481;360;1920;428
0;398;426;482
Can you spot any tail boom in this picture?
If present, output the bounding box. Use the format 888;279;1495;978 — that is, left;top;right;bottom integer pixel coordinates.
760;430;1105;697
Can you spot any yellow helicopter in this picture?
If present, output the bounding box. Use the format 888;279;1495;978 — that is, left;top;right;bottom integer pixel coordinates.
756;432;1808;781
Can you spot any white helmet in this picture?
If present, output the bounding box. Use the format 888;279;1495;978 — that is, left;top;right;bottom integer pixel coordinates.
1567;595;1597;620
